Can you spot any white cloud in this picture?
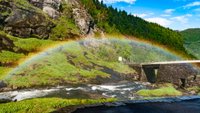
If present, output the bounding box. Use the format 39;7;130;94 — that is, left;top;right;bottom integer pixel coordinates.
145;17;172;26
164;9;175;14
133;13;147;18
183;1;200;8
99;0;136;4
133;12;154;18
171;14;192;24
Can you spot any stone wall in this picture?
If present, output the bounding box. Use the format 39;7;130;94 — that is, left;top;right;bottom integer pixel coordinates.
157;64;198;87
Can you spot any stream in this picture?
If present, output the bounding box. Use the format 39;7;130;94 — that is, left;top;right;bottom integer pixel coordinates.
0;81;149;101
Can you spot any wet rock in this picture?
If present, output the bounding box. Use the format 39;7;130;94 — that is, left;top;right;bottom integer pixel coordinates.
0;95;12;103
0;81;7;88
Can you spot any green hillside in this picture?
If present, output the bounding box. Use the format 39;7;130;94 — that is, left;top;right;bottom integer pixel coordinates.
81;0;185;51
181;28;200;59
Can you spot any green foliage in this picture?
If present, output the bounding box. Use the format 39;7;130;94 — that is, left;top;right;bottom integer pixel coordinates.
50;17;80;40
0;98;117;113
0;51;24;63
50;3;80;40
80;0;185;51
136;86;182;97
181;28;200;43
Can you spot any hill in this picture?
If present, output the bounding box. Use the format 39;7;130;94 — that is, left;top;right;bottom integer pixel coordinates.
181;28;200;59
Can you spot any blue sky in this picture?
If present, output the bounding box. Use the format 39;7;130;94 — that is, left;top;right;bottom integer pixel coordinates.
99;0;200;30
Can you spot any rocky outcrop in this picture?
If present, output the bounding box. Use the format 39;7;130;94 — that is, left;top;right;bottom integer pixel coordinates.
29;0;61;19
0;0;97;39
157;64;198;87
4;9;54;39
0;0;54;39
67;0;96;35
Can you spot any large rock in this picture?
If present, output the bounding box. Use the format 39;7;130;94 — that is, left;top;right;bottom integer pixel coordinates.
29;0;61;19
67;0;96;35
157;64;198;87
0;0;54;39
0;80;7;88
4;8;54;39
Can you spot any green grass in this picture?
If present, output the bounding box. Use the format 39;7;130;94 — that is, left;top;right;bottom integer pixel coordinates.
0;67;12;80
14;38;54;52
0;51;24;64
136;86;182;97
0;98;117;113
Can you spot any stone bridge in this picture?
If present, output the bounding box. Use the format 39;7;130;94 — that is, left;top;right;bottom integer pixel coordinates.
128;60;200;87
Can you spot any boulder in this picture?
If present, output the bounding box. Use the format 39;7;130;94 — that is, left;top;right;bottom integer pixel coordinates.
0;81;7;89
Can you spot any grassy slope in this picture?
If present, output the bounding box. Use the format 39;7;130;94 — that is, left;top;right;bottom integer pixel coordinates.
0;98;116;113
181;28;200;59
3;38;181;88
5;40;136;88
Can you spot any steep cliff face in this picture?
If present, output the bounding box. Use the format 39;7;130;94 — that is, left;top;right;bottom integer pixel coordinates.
0;0;96;40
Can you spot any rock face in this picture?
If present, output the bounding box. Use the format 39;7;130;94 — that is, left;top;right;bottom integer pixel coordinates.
29;0;61;19
4;9;54;39
157;64;198;87
0;0;97;39
67;0;96;35
0;0;54;39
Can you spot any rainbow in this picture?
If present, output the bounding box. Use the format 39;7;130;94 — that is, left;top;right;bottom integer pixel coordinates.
5;36;187;79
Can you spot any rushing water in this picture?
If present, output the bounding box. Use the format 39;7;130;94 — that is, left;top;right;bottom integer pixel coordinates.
0;81;149;101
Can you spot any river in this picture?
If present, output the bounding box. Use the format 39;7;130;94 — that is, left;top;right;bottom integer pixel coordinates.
72;97;200;113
